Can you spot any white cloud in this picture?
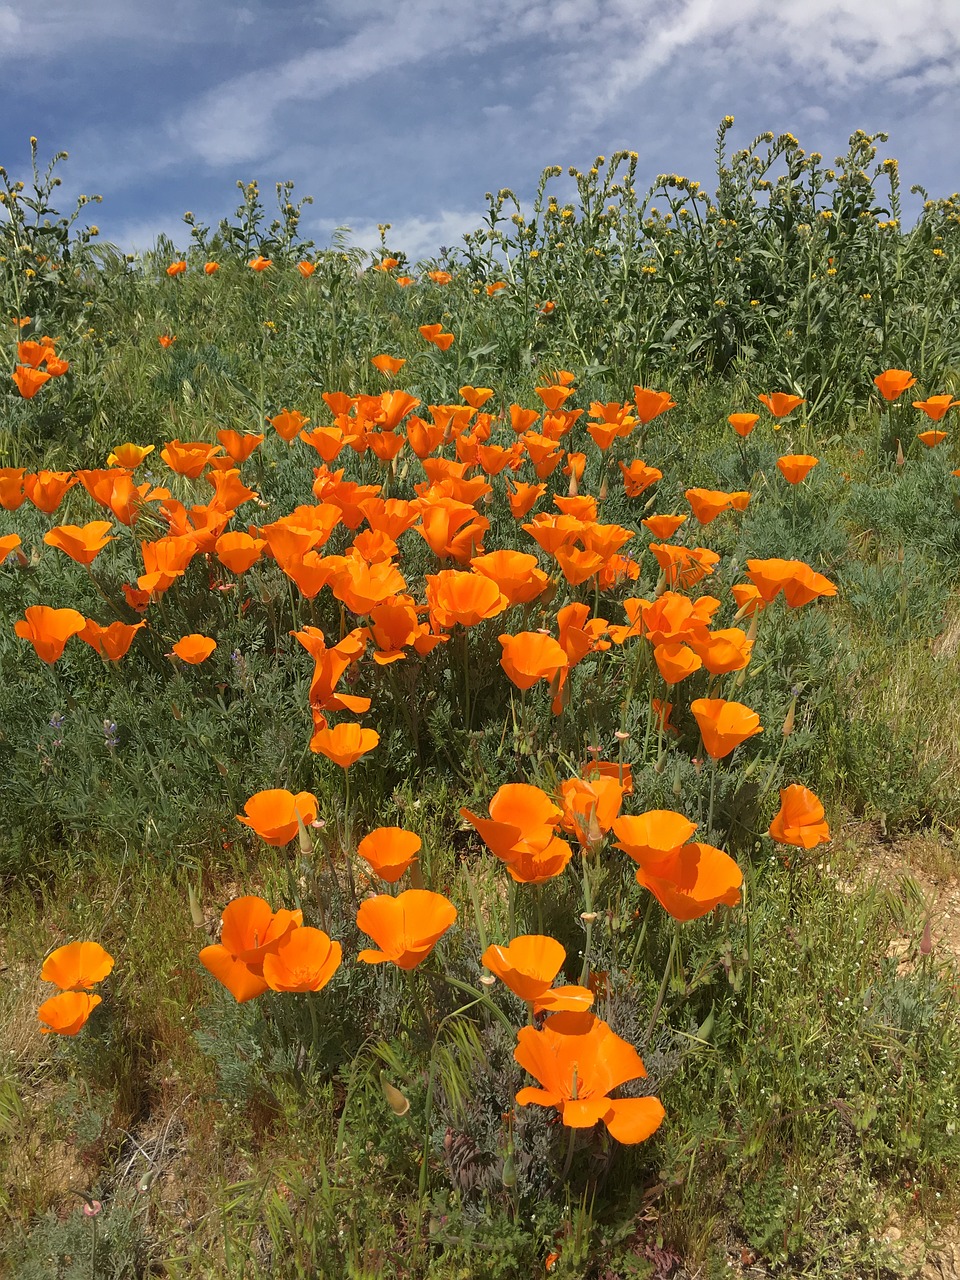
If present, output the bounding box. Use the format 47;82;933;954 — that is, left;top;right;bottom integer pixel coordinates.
310;207;486;261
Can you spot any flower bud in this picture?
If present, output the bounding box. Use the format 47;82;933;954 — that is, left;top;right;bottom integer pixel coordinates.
379;1071;410;1117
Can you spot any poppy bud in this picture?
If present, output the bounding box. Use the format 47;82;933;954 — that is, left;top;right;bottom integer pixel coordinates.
567;468;579;497
379;1071;410;1117
501;1146;517;1189
188;884;205;930
895;439;905;466
598;475;609;501
920;917;933;956
781;698;796;738
672;758;683;798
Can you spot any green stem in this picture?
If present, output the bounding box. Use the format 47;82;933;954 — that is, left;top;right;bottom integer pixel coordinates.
643;929;679;1048
578;855;595;986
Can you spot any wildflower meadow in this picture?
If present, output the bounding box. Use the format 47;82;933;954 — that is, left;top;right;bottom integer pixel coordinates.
2;124;960;1278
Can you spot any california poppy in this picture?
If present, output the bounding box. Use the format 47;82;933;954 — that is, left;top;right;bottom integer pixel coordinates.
471;550;550;605
514;1012;665;1143
632;388;676;425
356;889;457;969
427;270;452;285
357;827;422;883
461;784;572;885
769;785;831;848
619;460;663;497
913;394;960;422
419;324;455;350
216;430;264;464
38;991;102;1035
498;632;568;691
557;775;624;849
425;570;507;629
297;260;317;278
649;543;720;590
874;369;916;401
171;634;217;664
41;941;114;990
371;353;406;376
44;521;116;566
237;789;318;846
691;698;762;759
482;935;593;1013
204;262;220;275
918;430;948;448
200;895;303;1002
728;412;760;437
633;840;743;920
776;454;818;483
15;605;86;663
107;443;155;469
642;514;686;539
745;558;837;607
262;926;342;993
653;641;702;684
160;439;222;479
249;256;272;272
79;619;145;661
0;468;25;510
310;722;379;767
216;531;266;573
758;392;805;417
13;365;52;398
158;334;177;349
268;408;310;443
24;470;77;513
685;489;736;525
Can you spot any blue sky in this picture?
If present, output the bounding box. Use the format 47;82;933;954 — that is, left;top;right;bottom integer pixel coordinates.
3;0;959;261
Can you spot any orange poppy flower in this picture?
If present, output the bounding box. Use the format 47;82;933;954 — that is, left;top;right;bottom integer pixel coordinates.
458;385;493;410
612;811;698;867
106;443;154;469
619;460;663;497
558;775;624;849
728;412;760;437
215;531;266;573
731;582;764;618
913;394;960;422
356;889;457;969
158;334;177;349
419;324;455;350
504;479;545;519
166;261;187;276
249;256;272;272
17;339;54;368
632;388;676;425
262;926;342;993
685;489;736;525
268;408;310;443
874;369;916;401
237;789;318;846
634;840;743;920
642;514;686;539
311;722;379;767
498;632;568;691
515;1012;665;1143
0;533;22;562
470;550;550;605
24;470;77;513
79;619;145;661
297;260;317;278
44;521;116;566
371;353;406;376
160;439;222;478
425;569;507;629
461;784;572;885
41;940;114;990
745;558;837;607
15;605;86;663
169;634;215;665
757;392;805;417
650;543;720;589
374;257;399;271
691;698;762;759
0;468;25;509
769;785;831;848
653;641;702;684
777;454;819;483
38;991;102;1035
427;270;452;284
200;895;303;1002
216;430;264;464
396;274;415;286
918;429;947;448
689;627;752;675
483;935;593;1013
357;827;422;883
204;262;220;275
485;281;507;296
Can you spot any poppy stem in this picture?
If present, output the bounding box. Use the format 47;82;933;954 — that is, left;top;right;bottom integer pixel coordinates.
626;896;655;973
578;858;595;986
461;866;489;955
707;758;719;843
643;928;679;1049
